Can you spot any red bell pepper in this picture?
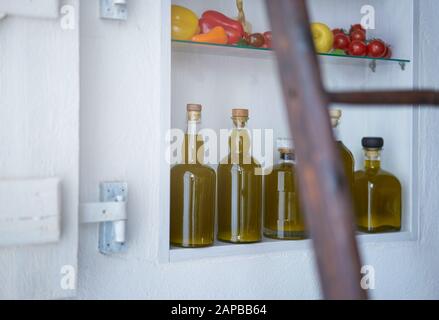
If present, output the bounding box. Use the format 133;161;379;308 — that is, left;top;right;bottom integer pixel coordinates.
201;10;244;39
199;18;241;45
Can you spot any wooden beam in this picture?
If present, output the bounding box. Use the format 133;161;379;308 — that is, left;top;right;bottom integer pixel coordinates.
266;0;367;300
329;90;439;105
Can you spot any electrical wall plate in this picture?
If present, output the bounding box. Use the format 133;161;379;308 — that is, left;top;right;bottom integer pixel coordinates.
100;0;127;21
0;178;61;247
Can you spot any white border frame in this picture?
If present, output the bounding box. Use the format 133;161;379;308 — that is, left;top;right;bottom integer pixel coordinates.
159;0;421;263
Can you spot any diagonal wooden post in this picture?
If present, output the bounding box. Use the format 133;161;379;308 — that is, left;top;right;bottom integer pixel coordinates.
266;0;367;299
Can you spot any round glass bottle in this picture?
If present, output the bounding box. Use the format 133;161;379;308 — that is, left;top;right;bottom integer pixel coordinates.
170;104;216;247
354;137;402;233
217;109;262;243
330;109;355;195
264;138;306;240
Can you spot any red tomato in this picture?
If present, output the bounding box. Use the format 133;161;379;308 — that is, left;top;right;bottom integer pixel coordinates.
383;46;392;59
248;33;265;47
367;39;387;58
350;24;366;34
348;40;367;56
333;33;351;50
263;31;272;48
350;29;366;42
332;28;344;36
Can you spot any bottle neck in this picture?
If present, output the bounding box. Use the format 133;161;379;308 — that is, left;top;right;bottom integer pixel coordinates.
332;125;341;142
230;117;250;155
364;148;381;170
186;120;199;135
233;118;248;129
280;152;295;164
184;111;203;164
186;111;201;135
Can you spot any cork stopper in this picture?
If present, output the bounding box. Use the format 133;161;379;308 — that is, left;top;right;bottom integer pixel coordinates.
329;108;342;128
232;108;249;118
187;104;202;122
187;104;202;112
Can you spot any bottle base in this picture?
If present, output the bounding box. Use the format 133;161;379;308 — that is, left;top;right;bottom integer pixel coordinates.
171;242;214;248
358;225;401;234
264;228;307;240
217;237;261;244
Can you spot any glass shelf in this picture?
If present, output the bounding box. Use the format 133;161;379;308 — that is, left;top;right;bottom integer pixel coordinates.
172;40;411;72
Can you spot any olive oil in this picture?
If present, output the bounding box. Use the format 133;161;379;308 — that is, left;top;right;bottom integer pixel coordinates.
264;139;306;240
217;109;262;243
170;104;216;247
330;109;355;194
354;137;401;233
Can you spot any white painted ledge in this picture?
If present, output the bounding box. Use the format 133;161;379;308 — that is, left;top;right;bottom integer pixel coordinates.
169;231;415;263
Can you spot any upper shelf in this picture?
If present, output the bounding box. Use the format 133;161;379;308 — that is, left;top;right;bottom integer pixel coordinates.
172;40;411;72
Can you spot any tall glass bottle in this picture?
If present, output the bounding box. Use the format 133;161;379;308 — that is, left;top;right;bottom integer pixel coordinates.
264;138;306;240
170;104;216;247
217;109;262;243
354;137;401;233
330;109;355;195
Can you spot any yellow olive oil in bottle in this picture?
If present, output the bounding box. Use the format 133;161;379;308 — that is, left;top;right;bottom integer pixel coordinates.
170;104;216;247
217;109;262;243
330;109;355;194
354;137;401;233
264;138;306;240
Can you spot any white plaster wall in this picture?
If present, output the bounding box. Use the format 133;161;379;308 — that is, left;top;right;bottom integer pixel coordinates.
78;0;439;299
0;0;79;299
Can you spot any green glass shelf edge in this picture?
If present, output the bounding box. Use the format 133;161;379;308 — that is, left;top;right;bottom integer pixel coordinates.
172;39;411;64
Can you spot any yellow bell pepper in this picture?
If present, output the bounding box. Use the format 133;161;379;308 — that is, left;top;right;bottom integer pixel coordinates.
171;5;200;41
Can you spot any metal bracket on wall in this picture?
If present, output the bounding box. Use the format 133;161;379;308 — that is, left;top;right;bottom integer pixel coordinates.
100;0;127;21
369;60;377;73
79;182;128;255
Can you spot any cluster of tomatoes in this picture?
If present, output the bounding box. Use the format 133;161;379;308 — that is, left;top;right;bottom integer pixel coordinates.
332;24;392;58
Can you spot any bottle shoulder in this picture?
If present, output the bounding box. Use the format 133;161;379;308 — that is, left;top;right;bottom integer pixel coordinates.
218;156;262;169
172;163;216;176
355;168;401;186
264;163;296;178
338;141;354;158
272;162;295;172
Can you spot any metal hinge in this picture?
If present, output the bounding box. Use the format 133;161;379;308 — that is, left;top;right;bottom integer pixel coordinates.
100;0;128;21
80;182;128;255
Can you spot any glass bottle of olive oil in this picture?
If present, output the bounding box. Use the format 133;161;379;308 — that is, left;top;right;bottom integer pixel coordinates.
170;104;216;247
354;137;401;233
217;109;262;243
330;109;355;194
264;138;306;240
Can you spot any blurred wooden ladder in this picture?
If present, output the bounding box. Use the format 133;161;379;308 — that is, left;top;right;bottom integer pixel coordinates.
266;0;439;299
